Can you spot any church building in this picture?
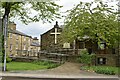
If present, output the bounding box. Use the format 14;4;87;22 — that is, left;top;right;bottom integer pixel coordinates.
41;21;63;52
40;21;119;67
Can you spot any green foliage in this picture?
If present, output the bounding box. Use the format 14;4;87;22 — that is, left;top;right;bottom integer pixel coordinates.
6;61;48;71
33;60;60;69
77;49;95;66
62;1;119;47
5;61;60;71
95;69;115;75
0;52;2;63
1;2;62;24
6;57;12;63
0;51;12;63
0;1;62;68
81;66;119;75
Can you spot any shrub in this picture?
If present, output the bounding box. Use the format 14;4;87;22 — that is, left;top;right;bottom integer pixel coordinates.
77;49;95;66
6;57;12;63
95;69;115;75
81;66;118;75
47;64;58;69
32;60;60;69
0;51;12;63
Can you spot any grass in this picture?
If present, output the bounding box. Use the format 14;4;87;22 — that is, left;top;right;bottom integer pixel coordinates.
81;66;119;75
32;60;60;69
6;61;60;71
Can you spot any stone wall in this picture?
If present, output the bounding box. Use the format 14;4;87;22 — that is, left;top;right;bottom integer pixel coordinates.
95;54;118;67
41;27;63;51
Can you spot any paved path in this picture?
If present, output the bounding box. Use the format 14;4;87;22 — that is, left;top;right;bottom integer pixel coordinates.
1;62;119;79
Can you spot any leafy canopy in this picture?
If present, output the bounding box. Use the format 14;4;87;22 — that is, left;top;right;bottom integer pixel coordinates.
0;1;62;24
62;1;119;47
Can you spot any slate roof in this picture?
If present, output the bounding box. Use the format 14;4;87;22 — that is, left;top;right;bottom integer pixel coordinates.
41;26;62;36
41;21;63;36
31;42;40;47
33;37;38;40
8;29;31;37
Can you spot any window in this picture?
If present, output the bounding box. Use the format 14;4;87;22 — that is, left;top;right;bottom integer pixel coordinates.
9;33;12;38
97;57;106;65
28;47;31;51
88;48;92;54
112;48;115;54
99;41;106;50
10;44;12;51
100;43;105;50
23;44;26;50
16;34;19;40
24;36;26;41
79;42;85;49
29;38;31;44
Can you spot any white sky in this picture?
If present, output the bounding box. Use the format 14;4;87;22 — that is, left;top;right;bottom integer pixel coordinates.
14;0;118;40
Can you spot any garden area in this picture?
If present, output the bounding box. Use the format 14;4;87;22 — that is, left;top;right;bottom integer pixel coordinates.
77;49;119;75
5;60;60;71
81;66;119;75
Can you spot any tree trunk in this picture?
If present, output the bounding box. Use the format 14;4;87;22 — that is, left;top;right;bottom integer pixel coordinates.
2;2;11;58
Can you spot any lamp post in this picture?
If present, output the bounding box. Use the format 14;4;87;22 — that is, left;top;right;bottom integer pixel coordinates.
3;15;8;71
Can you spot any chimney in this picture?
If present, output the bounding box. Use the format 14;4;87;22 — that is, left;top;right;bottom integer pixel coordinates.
33;37;38;43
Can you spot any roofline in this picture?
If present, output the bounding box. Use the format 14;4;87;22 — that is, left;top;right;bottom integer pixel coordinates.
8;29;31;37
40;27;62;36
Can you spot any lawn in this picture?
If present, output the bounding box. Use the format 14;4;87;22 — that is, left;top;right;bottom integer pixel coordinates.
6;61;60;71
81;66;119;75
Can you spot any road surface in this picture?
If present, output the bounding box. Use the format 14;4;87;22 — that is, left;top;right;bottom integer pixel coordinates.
1;76;119;80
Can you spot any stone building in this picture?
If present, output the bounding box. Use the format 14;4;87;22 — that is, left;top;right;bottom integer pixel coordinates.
41;21;63;52
30;37;40;56
75;39;119;66
40;22;119;66
7;22;40;57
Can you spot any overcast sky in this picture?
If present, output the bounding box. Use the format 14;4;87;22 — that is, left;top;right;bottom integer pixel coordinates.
14;0;117;41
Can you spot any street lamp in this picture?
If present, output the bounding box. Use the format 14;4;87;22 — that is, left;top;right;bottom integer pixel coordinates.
3;15;8;71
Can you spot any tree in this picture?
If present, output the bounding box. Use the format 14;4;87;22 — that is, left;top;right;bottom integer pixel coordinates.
0;1;62;24
61;1;119;48
0;1;62;71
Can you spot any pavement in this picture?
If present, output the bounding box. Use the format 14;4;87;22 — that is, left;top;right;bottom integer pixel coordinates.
0;62;119;79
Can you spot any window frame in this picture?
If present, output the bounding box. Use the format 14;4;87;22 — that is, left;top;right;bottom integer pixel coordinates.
9;33;12;39
10;44;12;51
